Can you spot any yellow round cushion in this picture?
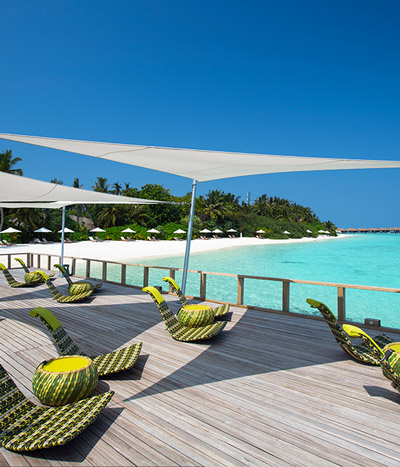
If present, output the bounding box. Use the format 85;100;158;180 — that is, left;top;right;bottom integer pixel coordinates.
43;356;90;372
181;304;213;312
384;342;400;353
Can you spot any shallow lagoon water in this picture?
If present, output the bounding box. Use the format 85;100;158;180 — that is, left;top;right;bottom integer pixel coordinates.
80;234;400;328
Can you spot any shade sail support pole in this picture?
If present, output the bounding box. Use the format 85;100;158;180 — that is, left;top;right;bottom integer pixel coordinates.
182;179;198;294
60;206;66;271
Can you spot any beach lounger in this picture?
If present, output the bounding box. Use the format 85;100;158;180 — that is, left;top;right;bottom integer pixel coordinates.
121;236;128;241
89;236;97;242
0;263;41;288
54;263;102;294
15;257;55;284
343;324;400;392
142;286;227;341
30;307;143;376
36;271;95;302
0;361;113;452
1;239;11;246
163;276;230;318
306;298;394;365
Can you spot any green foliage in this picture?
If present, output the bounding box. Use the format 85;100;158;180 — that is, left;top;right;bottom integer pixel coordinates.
0;153;336;242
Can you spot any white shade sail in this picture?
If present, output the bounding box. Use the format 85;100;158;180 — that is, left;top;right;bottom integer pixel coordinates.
0;171;165;205
1;133;400;182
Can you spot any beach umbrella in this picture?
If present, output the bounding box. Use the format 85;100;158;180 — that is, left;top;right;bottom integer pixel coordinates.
318;230;325;233
256;229;265;234
1;227;21;233
200;228;211;234
212;229;223;234
34;227;51;233
58;227;74;233
90;227;106;233
121;228;136;233
306;229;312;233
173;228;186;234
227;228;237;232
283;230;291;235
147;228;160;234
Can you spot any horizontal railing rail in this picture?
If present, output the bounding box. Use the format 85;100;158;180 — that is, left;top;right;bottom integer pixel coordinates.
2;251;400;330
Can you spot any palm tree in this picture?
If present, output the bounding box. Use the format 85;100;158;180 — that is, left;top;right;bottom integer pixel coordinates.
97;205;119;227
112;182;122;195
73;177;84;226
0;150;23;234
92;177;110;193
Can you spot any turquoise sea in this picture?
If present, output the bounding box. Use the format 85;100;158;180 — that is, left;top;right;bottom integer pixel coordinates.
80;234;400;328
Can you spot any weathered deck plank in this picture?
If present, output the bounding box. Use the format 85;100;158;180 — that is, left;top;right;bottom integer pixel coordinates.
1;270;400;466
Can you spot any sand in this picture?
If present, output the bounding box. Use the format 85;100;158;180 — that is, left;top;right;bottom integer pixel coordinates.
0;235;346;262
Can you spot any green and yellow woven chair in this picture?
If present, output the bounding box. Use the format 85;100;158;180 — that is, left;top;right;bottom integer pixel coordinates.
30;307;143;376
142;286;227;341
0;263;41;288
36;271;95;303
54;264;102;295
15;257;55;284
343;324;400;392
163;276;230;319
307;298;394;365
0;361;113;452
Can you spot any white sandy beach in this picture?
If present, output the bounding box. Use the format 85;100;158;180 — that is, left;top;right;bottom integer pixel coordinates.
0;235;347;263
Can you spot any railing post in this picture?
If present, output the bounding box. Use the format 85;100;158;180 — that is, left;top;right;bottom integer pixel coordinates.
27;253;32;267
71;258;76;275
282;281;290;313
37;255;41;269
86;260;91;278
200;273;207;300
8;254;11;269
168;269;175;293
237;276;244;305
47;255;51;271
143;266;149;287
102;262;107;281
121;264;126;285
337;287;346;322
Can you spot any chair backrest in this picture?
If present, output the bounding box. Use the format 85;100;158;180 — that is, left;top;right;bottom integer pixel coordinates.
142;286;186;335
36;271;63;298
0;263;20;286
15;257;30;273
162;276;189;307
30;307;82;356
306;299;354;349
54;264;73;286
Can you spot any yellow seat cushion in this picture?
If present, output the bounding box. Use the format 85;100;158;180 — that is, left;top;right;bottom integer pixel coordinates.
43;356;91;372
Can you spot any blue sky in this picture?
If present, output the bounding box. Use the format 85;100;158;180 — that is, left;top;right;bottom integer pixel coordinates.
1;0;399;227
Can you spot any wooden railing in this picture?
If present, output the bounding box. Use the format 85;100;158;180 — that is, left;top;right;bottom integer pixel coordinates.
2;251;400;330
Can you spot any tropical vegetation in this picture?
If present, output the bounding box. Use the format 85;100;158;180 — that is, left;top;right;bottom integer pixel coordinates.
0;149;336;243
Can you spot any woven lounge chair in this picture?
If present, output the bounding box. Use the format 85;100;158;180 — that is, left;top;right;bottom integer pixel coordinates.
343;324;400;392
36;271;95;303
30;307;143;376
54;263;102;294
15;257;55;284
0;361;113;452
142;286;227;341
306;298;394;365
163;276;230;318
0;263;40;288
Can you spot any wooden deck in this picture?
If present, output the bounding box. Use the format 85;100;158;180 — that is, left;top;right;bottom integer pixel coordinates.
1;270;400;466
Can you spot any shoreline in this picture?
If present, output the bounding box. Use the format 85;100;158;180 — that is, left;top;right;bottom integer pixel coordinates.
0;235;348;263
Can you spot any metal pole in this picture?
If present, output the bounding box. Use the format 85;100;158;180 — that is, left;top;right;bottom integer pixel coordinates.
182;179;197;294
60;206;66;268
